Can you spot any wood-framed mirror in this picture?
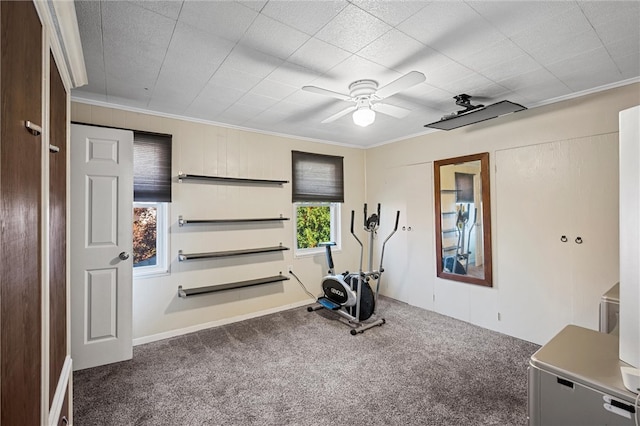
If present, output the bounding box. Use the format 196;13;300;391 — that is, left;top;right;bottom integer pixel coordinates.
434;152;492;287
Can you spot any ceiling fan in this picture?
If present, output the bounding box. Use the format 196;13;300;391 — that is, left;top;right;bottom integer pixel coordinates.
302;71;426;127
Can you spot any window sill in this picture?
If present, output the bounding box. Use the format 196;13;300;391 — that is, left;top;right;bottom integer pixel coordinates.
294;247;342;259
133;268;170;280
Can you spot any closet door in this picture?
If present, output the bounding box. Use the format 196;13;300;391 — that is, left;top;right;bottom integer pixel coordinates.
0;1;43;424
568;134;618;330
496;142;573;345
376;163;434;309
49;52;68;409
496;136;619;345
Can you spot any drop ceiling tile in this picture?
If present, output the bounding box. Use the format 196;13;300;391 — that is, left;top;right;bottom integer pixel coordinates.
105;58;159;90
245;109;290;127
433;72;497;97
235;1;268;13
179;0;258;43
497;67;568;96
184;96;230;121
357;29;433;72
579;1;640;29
592;13;640;46
614;52;640;79
147;96;192;116
287;38;351;75
458;39;528;73
221;46;284;79
239;14;310;60
197;82;246;106
313;55;396;91
154;22;235;95
236;92;281;111
515;78;573;105
350;0;430;27
209;63;263;93
105;84;151;108
426;61;474;90
249;79;298;100
397;2;505;60
314;3;392;53
82;65;107;94
469;1;581;38
128;1;183;20
516;28;604;68
260;1;347;35
75;1;104;70
479;54;542;84
101;1;175;60
266;62;323;88
219;103;267;125
547;47;623;91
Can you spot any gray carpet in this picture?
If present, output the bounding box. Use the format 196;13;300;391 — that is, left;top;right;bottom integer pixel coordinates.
74;297;539;425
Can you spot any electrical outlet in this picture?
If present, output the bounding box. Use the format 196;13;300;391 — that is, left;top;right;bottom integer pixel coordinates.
497;312;501;321
287;265;293;274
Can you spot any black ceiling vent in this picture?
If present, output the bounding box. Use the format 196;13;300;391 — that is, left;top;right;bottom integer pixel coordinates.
425;94;526;131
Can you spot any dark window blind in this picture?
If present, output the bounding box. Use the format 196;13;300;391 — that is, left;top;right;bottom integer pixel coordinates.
292;150;344;203
134;131;172;202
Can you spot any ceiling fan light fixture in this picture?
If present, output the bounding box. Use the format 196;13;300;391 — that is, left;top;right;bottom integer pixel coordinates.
353;106;375;127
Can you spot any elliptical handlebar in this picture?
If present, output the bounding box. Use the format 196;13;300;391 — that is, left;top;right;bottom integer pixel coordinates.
380;210;400;261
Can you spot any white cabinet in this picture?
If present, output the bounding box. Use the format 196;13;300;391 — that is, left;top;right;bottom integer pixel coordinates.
496;134;619;344
372;163;435;310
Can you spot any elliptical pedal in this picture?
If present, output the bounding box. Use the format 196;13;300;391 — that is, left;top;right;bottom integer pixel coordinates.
317;297;341;311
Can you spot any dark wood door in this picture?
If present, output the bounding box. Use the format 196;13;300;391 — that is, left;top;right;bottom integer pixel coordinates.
0;1;43;424
49;51;68;406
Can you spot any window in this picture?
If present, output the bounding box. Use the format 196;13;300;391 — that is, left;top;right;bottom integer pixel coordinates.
133;202;168;274
133;131;171;277
294;202;341;255
292;151;343;256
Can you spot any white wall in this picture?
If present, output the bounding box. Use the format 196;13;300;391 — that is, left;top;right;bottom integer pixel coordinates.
71;102;366;342
366;82;640;344
72;82;639;346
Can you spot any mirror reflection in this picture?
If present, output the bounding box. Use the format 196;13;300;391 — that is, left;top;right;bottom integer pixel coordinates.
434;153;492;287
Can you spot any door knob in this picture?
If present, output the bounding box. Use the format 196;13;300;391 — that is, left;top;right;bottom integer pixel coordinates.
119;251;130;260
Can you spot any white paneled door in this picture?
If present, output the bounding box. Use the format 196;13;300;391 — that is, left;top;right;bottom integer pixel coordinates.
70;124;134;370
376;163;434;310
496;134;619;345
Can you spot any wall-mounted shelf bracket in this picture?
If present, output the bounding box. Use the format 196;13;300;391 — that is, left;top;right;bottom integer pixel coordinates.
178;172;288;185
178;243;289;261
178;274;290;297
178;214;290;226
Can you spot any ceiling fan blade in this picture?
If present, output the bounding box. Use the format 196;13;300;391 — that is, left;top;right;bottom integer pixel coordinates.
371;102;412;119
302;85;351;101
375;71;426;100
321;105;357;123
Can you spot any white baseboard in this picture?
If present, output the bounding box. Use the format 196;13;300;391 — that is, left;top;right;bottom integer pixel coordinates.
132;298;314;346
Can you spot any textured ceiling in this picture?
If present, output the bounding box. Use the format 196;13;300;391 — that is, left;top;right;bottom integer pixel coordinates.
72;0;640;147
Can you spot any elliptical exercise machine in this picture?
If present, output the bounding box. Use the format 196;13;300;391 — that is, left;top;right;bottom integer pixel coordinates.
307;204;400;335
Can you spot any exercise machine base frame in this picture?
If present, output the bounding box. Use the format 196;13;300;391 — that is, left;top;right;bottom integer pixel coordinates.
307;301;386;335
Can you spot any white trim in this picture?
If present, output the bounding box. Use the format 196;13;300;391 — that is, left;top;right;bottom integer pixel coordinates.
132;299;314;346
74;78;639;150
48;356;72;426
33;0;87;89
51;1;88;87
40;25;52;426
70;96;365;149
367;77;640;148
